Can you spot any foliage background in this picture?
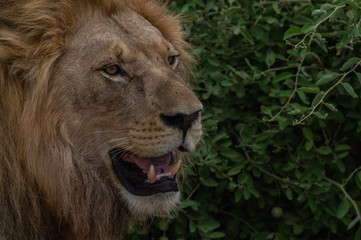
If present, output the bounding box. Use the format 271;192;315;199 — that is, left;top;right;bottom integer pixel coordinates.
126;0;361;239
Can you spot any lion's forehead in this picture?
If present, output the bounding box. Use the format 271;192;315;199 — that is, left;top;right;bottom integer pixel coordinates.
70;9;168;59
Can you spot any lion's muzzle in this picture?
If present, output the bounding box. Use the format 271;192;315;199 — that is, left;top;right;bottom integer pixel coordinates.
160;110;201;140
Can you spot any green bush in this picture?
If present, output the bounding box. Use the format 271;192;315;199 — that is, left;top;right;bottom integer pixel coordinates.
126;1;361;239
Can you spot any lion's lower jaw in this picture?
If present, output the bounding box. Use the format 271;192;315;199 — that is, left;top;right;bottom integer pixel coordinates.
121;188;181;216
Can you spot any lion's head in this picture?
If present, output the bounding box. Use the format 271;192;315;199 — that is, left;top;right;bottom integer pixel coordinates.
0;0;202;239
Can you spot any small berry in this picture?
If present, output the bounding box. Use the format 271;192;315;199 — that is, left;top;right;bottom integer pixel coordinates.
271;206;284;218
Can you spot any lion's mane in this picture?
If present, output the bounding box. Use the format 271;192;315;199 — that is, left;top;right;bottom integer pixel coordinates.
0;0;193;239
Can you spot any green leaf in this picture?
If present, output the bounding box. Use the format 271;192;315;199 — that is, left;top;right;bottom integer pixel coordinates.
261;105;272;116
265;17;278;24
285;188;293;200
324;103;337;112
315;72;339;85
235;189;242;202
297;192;306;203
207;58;221;67
248;187;260;198
347;216;360;230
273;72;293;83
272;3;280;14
300;23;315;34
334;144;351;152
340;26;355;46
311;93;324;107
200;177;218;187
356;21;361;35
181;199;199;211
305;140;313;151
356;228;361;240
211;132;228;143
320;3;333;10
336;160;346;172
240;27;254;45
293;224;304;235
318;146;332;155
342;83;358;98
308;199;317;213
243;189;251;200
297;90;310;104
336;198;350;219
157;220;169;231
227;164;243;176
288;108;303;115
220;148;241;159
189;221;197;233
338;152;349;160
221;80;233;87
357;73;361;84
311;9;326;16
265;49;276;68
314;111;328;119
302;128;313;141
283;27;302;40
298;87;320;93
198;216;221;232
340;57;359;71
209;232;226;239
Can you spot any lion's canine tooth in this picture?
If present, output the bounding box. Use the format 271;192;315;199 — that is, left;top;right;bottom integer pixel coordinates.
147;164;155;182
169;159;182;176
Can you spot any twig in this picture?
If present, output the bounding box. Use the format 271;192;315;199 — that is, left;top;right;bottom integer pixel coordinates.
324;176;361;227
293;4;346;48
186;183;201;200
243;147;302;187
253;0;311;6
293;60;361;125
266;54;307;122
343;166;361;186
218;210;259;234
266;4;347;122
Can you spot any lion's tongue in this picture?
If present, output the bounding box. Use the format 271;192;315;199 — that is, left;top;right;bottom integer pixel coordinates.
123;154;170;172
122;153;181;184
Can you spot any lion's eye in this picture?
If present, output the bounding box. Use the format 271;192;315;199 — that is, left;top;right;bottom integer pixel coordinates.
102;65;128;77
167;55;178;66
103;65;119;75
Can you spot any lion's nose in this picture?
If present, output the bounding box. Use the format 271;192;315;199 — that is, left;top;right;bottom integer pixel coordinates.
160;110;201;133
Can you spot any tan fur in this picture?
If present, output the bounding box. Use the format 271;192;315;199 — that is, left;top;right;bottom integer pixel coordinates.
0;0;202;239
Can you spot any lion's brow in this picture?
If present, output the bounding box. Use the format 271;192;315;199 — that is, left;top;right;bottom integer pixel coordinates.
112;44;123;59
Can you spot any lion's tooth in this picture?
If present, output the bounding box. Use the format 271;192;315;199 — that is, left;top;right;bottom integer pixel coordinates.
147;164;155;182
157;172;171;178
169;159;182;176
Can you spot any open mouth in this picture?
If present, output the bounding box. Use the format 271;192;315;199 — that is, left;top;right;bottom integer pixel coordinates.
109;149;181;196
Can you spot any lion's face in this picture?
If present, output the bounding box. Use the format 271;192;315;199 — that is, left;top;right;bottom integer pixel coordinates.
52;9;202;216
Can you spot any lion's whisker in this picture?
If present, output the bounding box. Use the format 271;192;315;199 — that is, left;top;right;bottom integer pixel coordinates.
93;138;130;154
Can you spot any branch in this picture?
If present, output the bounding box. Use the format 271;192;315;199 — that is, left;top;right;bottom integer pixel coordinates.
324;176;361;227
293;60;361;125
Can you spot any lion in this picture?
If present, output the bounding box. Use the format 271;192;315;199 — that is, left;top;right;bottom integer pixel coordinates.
0;0;202;239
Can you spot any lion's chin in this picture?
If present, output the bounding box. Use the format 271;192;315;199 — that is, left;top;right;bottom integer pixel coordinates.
121;190;181;216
